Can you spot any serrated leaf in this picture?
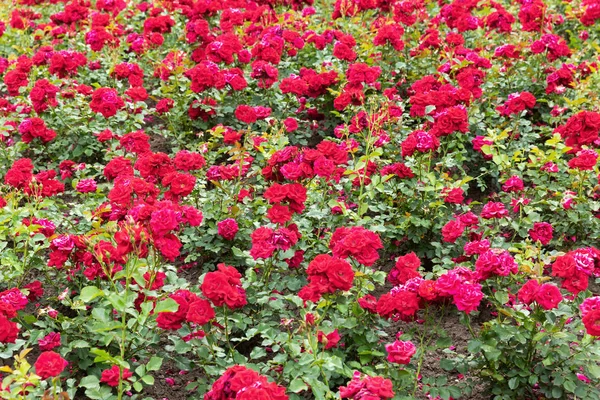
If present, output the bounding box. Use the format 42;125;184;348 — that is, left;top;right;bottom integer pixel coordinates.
146;357;163;372
155;298;179;313
80;286;104;302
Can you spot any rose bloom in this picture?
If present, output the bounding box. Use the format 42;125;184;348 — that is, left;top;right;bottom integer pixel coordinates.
38;332;61;351
283;117;298;132
528;222;553;245
453;283;483;314
441;219;465;243
583;309;600;336
0;314;19;343
385;340;416;364
517;279;540;305
76;178;97;193
34;351;68;379
317;329;340;349
217;218;239;240
480;202;509;219
568;149;598;170
101;365;134;387
535;284;562;310
502;175;524;192
580;296;600;316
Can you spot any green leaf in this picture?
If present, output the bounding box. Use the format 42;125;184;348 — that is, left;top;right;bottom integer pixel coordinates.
80;286;104;302
141;375;155;385
552;387;563;398
305;377;328;399
155;298;179;313
439;358;454;371
563;379;576;393
467;340;482;353
70;340;90;349
288;378;308;393
250;347;267;359
508;377;518;390
494;290;509;305
146;357;163;372
79;375;100;389
85;386;113;400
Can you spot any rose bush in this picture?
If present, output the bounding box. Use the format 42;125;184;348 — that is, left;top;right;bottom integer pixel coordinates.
1;0;600;399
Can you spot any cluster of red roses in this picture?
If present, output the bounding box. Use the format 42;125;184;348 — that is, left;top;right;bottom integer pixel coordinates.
298;254;354;303
263;183;306;224
18;117;56;143
0;286;42;344
5;158;64;197
156;289;214;331
496;91;536;116
555;111;600;152
204;365;288;400
551;248;600;295
29;79;59;113
248;183;307;260
262;140;349;182
101;133;205;261
379;251;512;319
149;266;246;337
329;226;383;267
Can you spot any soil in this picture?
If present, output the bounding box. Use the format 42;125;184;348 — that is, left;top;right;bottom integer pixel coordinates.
141;359;205;400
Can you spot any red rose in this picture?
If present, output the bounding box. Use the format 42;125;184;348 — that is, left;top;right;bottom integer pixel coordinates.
317;329;341;349
441;219;465;243
162;172;196;199
583;309;600;336
76;178;97;193
89;87;125;118
0;315;18;343
528;222;553;245
568;149;598;170
453;283;483;314
481;202;509;219
444;187;464;204
201;264;247;309
234;105;257;124
150;208;179;236
552;254;576;278
101;365;134;387
517;279;540;305
376;291;420;321
174;151;205;171
535;284;562;310
217;218;239;240
24;280;44;301
283;117;298;132
156;98;174;114
34;351;68;379
329;226;382;266
385;340;416;364
186;299;215;325
562;270;589;295
157;290;197;330
267;204;292;224
154;234;182;262
38;332;61;351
